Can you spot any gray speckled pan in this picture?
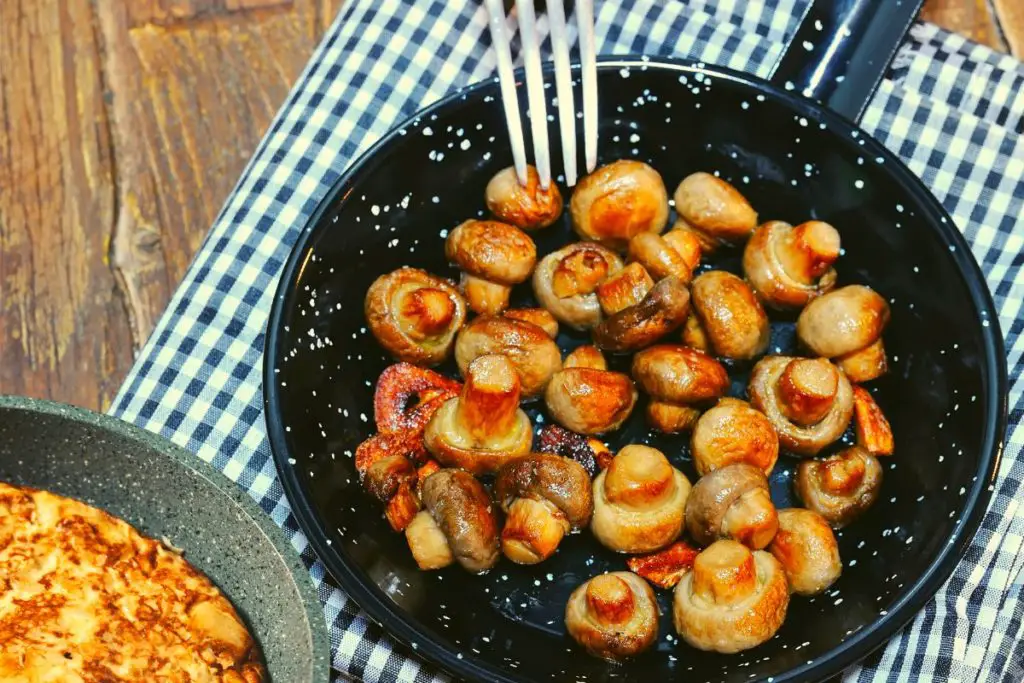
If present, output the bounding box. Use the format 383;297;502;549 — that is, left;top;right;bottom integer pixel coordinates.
0;396;330;683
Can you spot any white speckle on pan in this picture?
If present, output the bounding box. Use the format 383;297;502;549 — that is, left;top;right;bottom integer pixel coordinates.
370;205;381;216
803;40;814;51
629;133;640;143
619;67;630;78
423;127;433;136
814;19;824;30
612;135;620;142
784;81;795;91
432;196;440;204
757;94;766;101
741;101;749;109
855;179;865;189
483;151;492;161
798;117;808;127
460;139;471;150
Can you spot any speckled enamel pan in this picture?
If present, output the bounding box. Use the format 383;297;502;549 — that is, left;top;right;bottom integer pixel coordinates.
0;396;331;683
263;3;1007;682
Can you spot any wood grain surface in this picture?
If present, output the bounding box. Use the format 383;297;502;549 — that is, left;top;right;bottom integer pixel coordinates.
0;1;1019;411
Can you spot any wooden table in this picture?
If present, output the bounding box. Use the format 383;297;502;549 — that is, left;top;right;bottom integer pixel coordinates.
1;1;1020;411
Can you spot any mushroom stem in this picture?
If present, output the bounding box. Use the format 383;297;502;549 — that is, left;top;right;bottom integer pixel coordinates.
681;312;711;353
564;345;607;370
552;248;611;298
405;510;454;570
604;445;674;509
501;497;568;564
777;358;839;426
836;338;888;383
461;273;511;316
585;574;636;626
691;540;757;606
456;355;521;442
721;488;779;550
646;401;701;433
819;454;867;494
397;286;457;338
662;229;702;271
596;262;654;316
776;221;841;283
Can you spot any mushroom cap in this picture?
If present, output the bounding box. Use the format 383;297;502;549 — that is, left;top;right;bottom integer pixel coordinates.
685;463;778;549
631;345;730;404
420;469;500;573
503;307;559;338
627;231;698;284
364;267;467;365
485;165;564;230
673;540;788;653
445;219;537;284
743;221;838;309
532;242;624;330
690;398;780;476
769;508;842;595
673;172;758;244
796;285;890;358
570;160;670;249
795;446;882;528
454;315;562;399
565;572;659;661
689;270;770;360
592;276;691;352
544;368;638;435
494;453;593;529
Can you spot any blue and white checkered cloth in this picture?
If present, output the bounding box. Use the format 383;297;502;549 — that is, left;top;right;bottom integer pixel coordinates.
110;1;1024;680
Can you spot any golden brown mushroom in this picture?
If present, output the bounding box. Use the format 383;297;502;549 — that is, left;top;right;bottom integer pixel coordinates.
502;307;559;338
686;271;769;360
672;172;758;251
405;468;500;572
627;229;702;284
748;356;854;456
631;345;730;433
591;445;691;553
445;219;537;315
796;285;890;383
685;463;778;549
570;160;670;250
485;165;563;230
365;267;467;366
595;262;655;317
769;508;842;595
532;242;624;330
454;315;562;399
565;572;659;661
495;453;593;564
424;354;533;474
852;385;895;456
545;346;637;435
795;446;882;528
672;540;789;653
743;220;840;309
690;398;779;476
592;276;691;352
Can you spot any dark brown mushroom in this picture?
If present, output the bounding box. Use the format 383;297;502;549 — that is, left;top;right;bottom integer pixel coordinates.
685;463;778;549
570;160;670;250
796;285;890;383
743;220;840;309
631;345;730;433
672;172;758;251
690;398;780;475
446;219;537;315
592;276;691;352
545;346;637;435
687;270;769;360
454;315;562;399
532;242;624;330
565;572;659;661
485;165;563;230
769;508;842;595
795;446;882;528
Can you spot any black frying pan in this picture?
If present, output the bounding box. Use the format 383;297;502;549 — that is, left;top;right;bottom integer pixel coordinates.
263;1;1007;680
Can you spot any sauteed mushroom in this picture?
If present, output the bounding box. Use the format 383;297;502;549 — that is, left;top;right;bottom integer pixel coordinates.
535;424;613;477
591;445;691;553
446;219;537;315
571;160;670;249
690;398;779;475
595;262;654;316
795;446;882;528
485;165;563;230
685;463;778;549
748;356;854;456
672;172;758;251
627;229;702;284
686;270;769;360
673;540;789;653
424;354;533;474
797;285;890;383
565;572;659;661
545;346;638;435
495;453;593;564
592;276;691;352
455;315;562;399
365;267;467;365
631;345;730;433
769;508;842;595
532;242;623;330
405;468;500;572
744;220;840;309
503;307;559;338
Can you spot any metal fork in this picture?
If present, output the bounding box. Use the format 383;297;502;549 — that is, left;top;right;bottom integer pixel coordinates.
484;0;598;189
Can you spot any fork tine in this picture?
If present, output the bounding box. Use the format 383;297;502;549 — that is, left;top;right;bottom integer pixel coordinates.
485;0;529;186
547;0;578;187
515;0;552;189
576;0;598;174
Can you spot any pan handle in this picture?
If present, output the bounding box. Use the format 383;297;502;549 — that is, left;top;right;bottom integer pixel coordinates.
769;0;924;123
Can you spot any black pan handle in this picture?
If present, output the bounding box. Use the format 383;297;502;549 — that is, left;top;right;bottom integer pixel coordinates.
770;0;924;123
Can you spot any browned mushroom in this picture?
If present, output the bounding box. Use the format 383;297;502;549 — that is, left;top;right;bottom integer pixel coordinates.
503;307;559;338
495;453;593;564
685;463;778;549
852;385;895;456
690;398;780;476
454;315;562;399
570;160;670;250
535;424;613;476
686;271;769;360
565;572;659;661
545;346;637;435
796;285;890;383
532;242;624;330
627;229;702;284
672;172;758;252
795;446;882;528
485;165;563;230
591;445;691;553
595;262;655;316
748;356;854;456
445;219;537;315
743;220;840;309
769;508;842;595
365;267;467;365
405;468;500;572
631;345;730;433
424;354;533;474
592;276;691;352
673;540;789;653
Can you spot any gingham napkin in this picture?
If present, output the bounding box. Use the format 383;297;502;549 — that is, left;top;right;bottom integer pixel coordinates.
110;1;1024;681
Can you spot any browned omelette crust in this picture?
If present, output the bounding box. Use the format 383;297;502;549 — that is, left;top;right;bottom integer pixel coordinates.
0;482;265;682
